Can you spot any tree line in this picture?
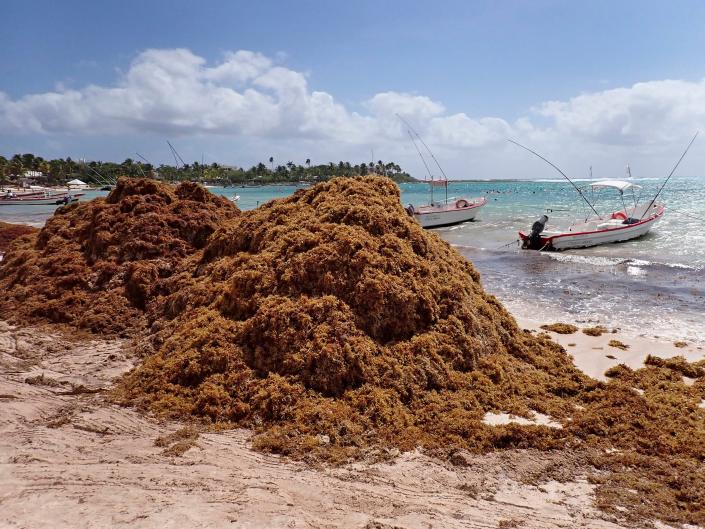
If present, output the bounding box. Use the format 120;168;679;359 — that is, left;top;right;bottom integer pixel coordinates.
0;153;416;187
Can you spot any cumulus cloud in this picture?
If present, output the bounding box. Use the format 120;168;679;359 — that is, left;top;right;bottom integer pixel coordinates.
535;79;705;146
1;47;704;175
0;48;508;149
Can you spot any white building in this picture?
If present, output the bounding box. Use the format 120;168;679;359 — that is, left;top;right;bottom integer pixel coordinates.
66;178;89;190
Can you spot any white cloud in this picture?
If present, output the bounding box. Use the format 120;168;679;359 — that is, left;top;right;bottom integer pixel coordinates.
535;79;705;146
1;47;704;178
0;48;509;149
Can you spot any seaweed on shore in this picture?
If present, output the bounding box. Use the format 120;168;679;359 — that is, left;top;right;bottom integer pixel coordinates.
116;176;590;457
112;177;705;525
0;221;38;253
0;178;239;335
582;326;608;337
540;323;578;334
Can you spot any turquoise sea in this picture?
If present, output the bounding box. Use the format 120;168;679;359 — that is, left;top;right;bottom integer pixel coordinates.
2;176;704;343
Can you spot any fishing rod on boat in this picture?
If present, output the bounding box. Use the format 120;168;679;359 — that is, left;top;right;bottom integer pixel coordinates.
406;130;433;182
638;131;699;220
507;139;601;218
79;159;113;187
135;152;154;178
396;114;450;203
396;114;450;181
406;129;436;202
166;141;187;169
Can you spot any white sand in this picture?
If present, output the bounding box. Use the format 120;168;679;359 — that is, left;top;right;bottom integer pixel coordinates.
517;317;705;381
482;412;562;429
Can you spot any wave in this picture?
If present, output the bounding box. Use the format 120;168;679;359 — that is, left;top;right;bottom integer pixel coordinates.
544;252;702;271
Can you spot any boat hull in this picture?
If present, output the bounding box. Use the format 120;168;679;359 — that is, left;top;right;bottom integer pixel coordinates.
0;194;82;206
520;206;664;250
413;198;486;229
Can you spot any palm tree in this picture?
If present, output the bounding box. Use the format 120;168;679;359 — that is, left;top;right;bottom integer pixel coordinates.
269;156;274;171
305;158;311;168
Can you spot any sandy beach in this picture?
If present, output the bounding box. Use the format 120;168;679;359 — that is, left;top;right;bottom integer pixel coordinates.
0;319;639;529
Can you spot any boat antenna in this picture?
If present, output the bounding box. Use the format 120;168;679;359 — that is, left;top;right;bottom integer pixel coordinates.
639;131;699;220
508;139;600;217
395;114;449;182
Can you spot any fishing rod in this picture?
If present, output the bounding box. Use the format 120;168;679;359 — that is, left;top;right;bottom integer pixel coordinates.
166;141;187;168
79;159;112;187
395;114;450;181
406;129;433;182
507;139;601;218
167;142;180;168
639;131;699;220
134;152;153;178
135;152;152;165
396;114;450;202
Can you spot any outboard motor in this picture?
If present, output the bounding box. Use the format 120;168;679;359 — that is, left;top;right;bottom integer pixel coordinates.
523;214;548;249
405;204;415;217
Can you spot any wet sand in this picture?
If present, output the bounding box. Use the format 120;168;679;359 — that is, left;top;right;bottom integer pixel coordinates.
0;320;636;529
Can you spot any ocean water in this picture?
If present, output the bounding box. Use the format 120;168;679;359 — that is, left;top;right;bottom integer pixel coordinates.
2;176;704;343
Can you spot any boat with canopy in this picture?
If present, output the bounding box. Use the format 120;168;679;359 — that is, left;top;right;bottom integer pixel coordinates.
511;133;697;251
519;180;663;250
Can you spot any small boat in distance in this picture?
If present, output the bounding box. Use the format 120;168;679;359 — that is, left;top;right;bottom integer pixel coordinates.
520;180;663;250
398;114;486;229
406;179;486;229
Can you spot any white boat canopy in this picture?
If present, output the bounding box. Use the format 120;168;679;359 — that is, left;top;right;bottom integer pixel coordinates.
589;180;641;192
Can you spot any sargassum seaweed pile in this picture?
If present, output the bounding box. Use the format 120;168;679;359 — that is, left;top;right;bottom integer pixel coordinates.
2;176;704;527
0;178;239;335
0;221;38;253
113;176;704;527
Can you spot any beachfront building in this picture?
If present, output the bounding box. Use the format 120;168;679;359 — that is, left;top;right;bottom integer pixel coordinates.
66;178;89;190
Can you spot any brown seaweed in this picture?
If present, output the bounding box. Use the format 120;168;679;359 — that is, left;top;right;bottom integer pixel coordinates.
0;178;239;335
0;221;38;253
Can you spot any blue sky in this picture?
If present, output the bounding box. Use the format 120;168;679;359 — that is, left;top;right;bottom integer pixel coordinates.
3;0;705;178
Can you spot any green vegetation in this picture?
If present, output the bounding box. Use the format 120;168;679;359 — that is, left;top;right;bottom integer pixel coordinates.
0;153;416;187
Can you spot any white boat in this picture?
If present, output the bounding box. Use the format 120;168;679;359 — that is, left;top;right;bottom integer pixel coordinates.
229;194;241;203
511;133;698;252
409;192;487;228
519;180;664;250
398;115;486;229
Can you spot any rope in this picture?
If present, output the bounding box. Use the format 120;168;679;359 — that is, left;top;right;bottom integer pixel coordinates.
497;239;520;249
667;207;705;223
